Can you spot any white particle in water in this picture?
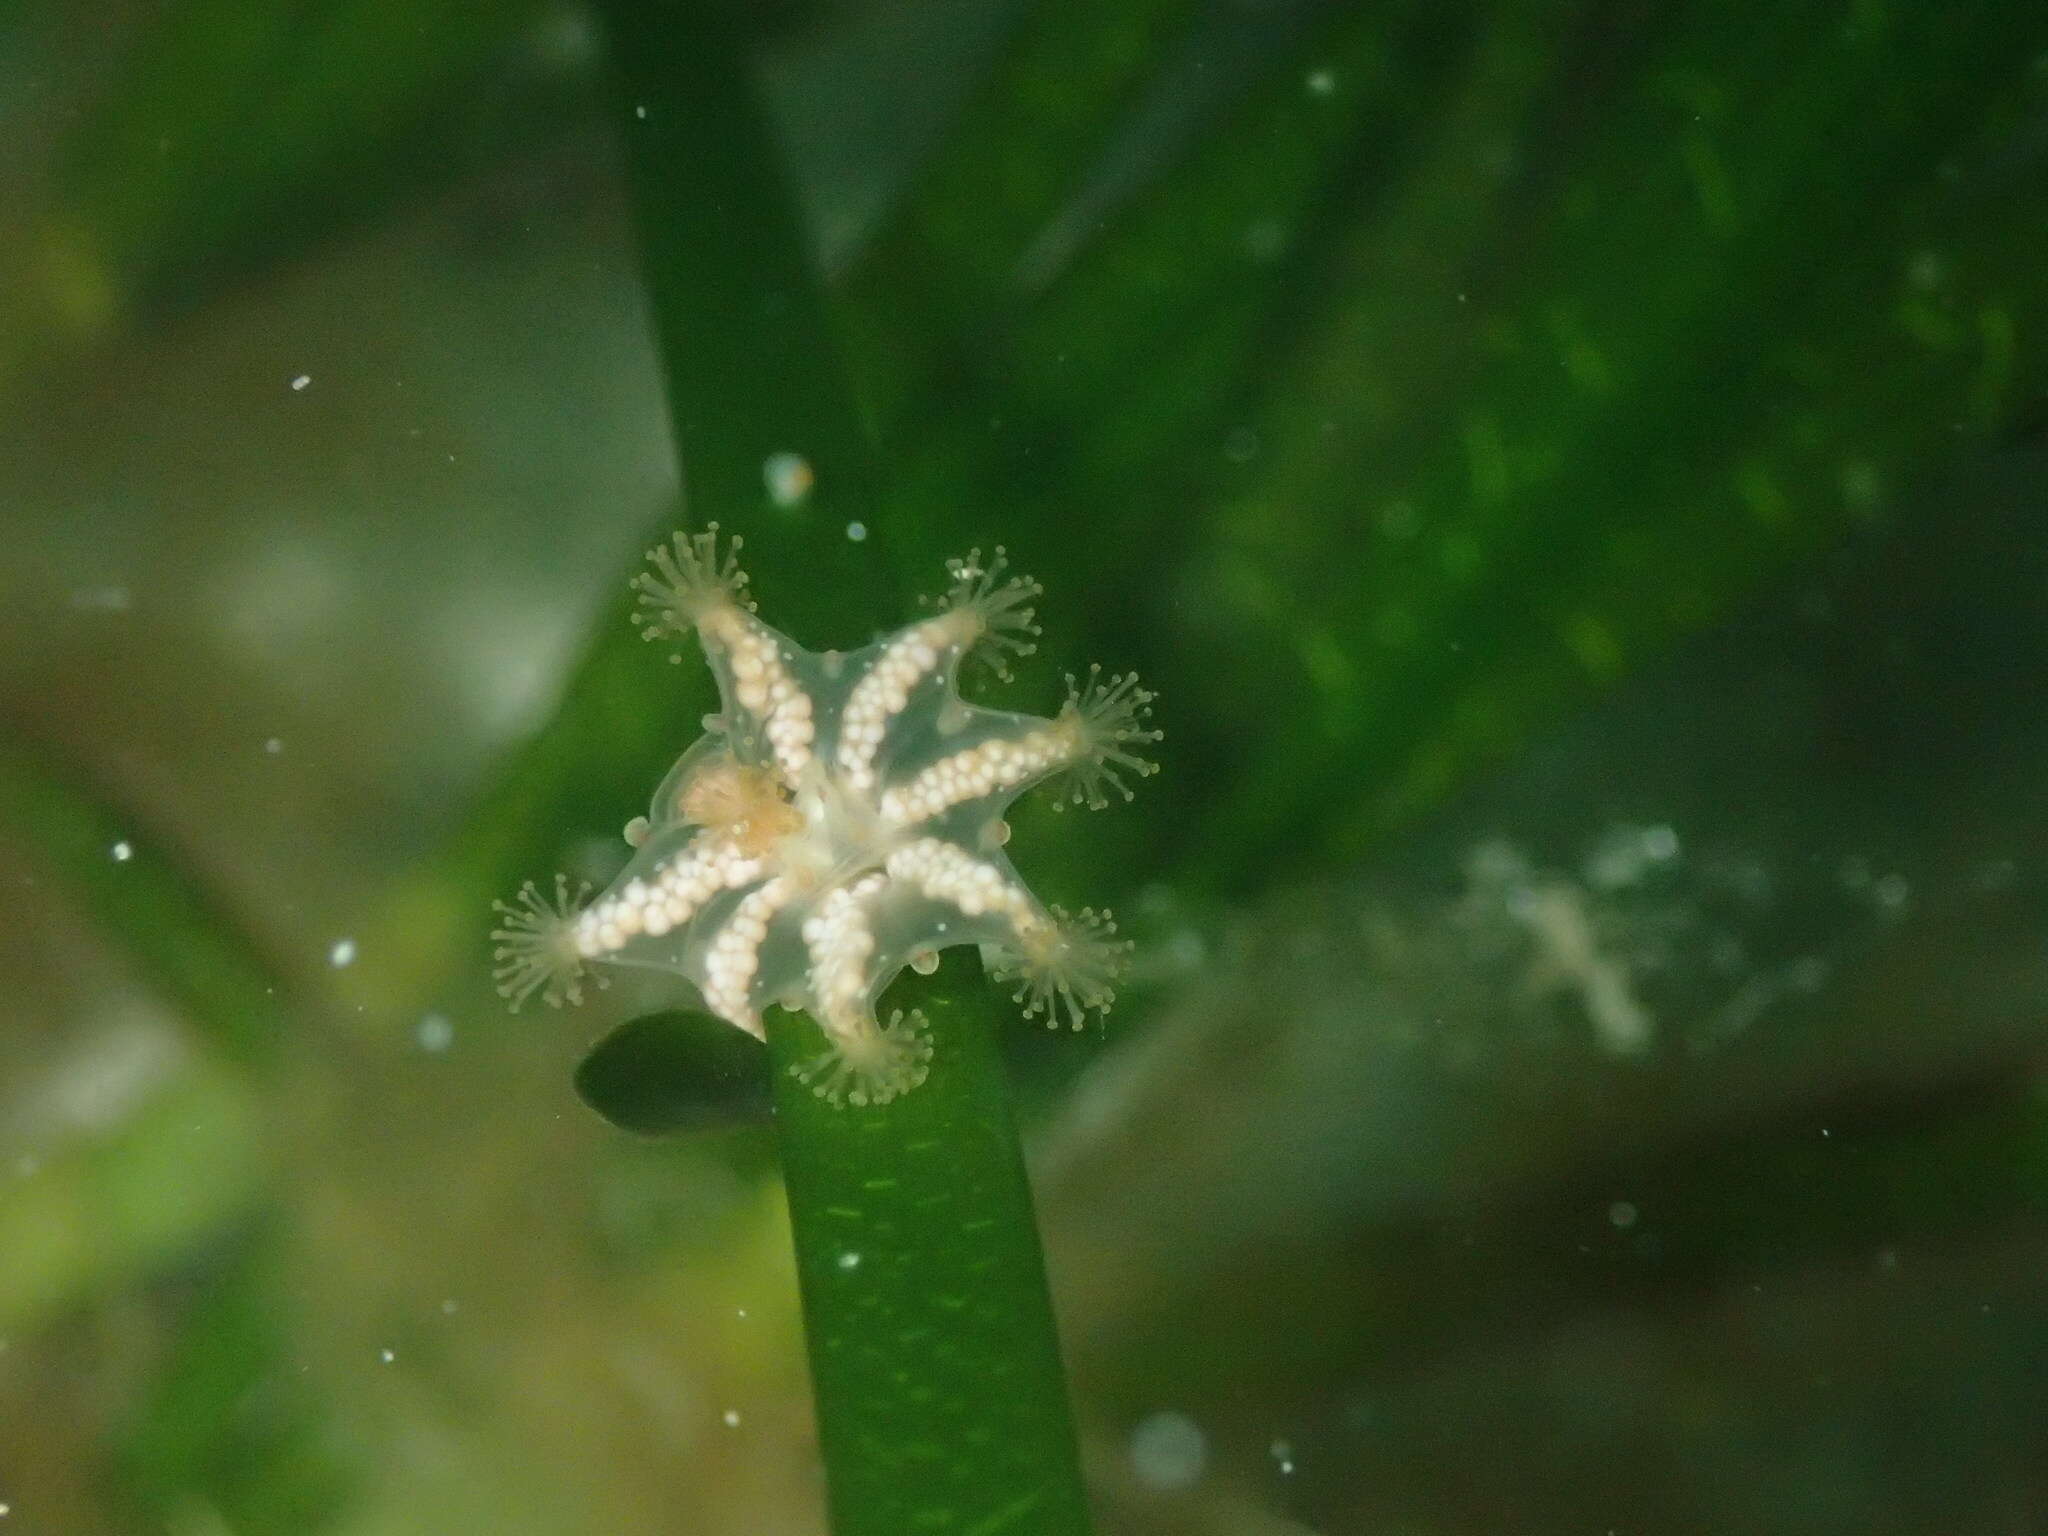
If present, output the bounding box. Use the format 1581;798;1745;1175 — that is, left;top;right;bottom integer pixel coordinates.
1243;220;1287;263
416;1013;454;1053
762;451;815;507
1130;1411;1207;1491
291;374;311;391
110;841;133;862
1609;1200;1639;1228
1270;1437;1296;1475
1305;67;1336;96
1379;500;1420;539
836;1251;861;1271
722;1409;741;1427
379;1348;395;1364
263;737;283;754
440;1298;459;1315
845;521;867;541
329;938;357;968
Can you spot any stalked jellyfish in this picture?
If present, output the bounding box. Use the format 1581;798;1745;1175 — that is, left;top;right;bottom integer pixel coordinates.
491;527;1161;1107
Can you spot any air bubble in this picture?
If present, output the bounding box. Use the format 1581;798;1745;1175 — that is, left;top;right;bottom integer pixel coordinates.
1130;1411;1207;1491
763;451;815;507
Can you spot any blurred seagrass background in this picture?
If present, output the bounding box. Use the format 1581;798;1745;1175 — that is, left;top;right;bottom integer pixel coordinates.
3;1;2047;1532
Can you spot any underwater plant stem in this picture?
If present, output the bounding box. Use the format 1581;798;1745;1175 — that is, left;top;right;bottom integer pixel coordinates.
599;0;892;639
596;5;1094;1530
0;739;286;1066
769;960;1092;1536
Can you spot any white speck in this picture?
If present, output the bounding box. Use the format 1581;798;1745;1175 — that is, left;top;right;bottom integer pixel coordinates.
1972;857;2018;892
416;1013;454;1053
1787;954;1831;992
1821;1126;1832;1138
440;1298;459;1315
379;1348;395;1364
1305;67;1336;96
1243;220;1287;263
291;374;311;391
1585;821;1682;888
1;1501;11;1516
763;450;815;507
1608;1200;1638;1229
329;938;358;968
110;841;133;862
735;1307;749;1319
836;1250;861;1271
1270;1437;1296;1475
263;737;284;755
1873;872;1911;914
1130;1410;1207;1491
635;103;647;119
721;1409;742;1428
1378;500;1419;539
845;521;867;542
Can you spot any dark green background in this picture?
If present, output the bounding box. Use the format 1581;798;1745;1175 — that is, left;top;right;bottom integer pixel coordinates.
2;1;2045;1532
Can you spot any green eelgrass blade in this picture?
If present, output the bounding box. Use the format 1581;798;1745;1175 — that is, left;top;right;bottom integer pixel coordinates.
0;737;286;1066
591;5;1095;1530
767;956;1091;1536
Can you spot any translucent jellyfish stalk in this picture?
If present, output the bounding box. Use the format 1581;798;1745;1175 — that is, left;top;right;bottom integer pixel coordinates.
930;547;1042;680
632;523;753;640
490;874;599;1010
990;906;1130;1031
1050;665;1162;809
491;526;1159;1106
790;1008;934;1107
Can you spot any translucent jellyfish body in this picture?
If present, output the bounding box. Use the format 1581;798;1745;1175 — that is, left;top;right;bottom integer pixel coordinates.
492;530;1159;1106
